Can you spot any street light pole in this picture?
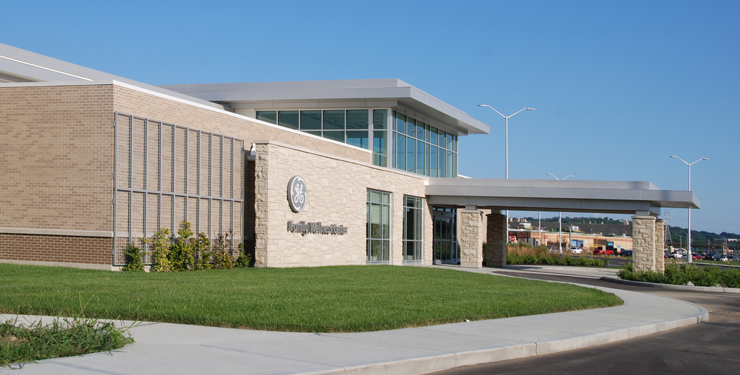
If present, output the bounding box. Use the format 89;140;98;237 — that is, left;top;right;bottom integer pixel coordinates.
547;173;573;254
670;156;708;264
479;105;535;241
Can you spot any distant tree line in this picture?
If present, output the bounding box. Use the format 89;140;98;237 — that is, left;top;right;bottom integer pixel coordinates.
516;216;740;248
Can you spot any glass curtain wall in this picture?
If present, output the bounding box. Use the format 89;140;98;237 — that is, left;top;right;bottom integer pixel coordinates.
392;111;457;178
255;109;388;167
254;109;457;178
367;190;391;263
403;196;424;264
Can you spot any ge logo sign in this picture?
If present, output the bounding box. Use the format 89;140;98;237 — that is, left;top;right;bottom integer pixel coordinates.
287;176;307;212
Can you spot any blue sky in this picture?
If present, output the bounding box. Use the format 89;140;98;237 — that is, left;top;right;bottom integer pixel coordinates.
3;0;739;234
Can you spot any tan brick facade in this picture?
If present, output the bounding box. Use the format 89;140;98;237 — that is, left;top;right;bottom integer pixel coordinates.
0;82;428;269
111;84;372;164
0;84;115;233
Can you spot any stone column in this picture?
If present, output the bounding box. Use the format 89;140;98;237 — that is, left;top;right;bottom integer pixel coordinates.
486;212;507;267
460;209;483;268
655;219;665;274
632;215;657;273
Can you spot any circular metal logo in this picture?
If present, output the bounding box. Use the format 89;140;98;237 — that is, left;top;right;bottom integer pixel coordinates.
287;176;307;212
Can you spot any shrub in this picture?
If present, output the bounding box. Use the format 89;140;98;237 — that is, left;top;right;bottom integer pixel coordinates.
506;243;608;267
619;263;740;288
170;222;195;271
235;243;251;268
123;243;144;272
212;230;234;269
133;221;245;273
148;228;172;272
193;232;213;271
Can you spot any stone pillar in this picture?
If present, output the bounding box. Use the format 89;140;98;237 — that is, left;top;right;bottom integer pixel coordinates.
460;209;483;268
632;215;657;273
486;212;507;267
655;219;665;274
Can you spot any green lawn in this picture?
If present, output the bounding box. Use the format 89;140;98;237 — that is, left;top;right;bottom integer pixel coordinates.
0;264;622;333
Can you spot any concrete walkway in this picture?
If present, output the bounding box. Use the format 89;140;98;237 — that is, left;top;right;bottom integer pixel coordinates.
1;269;708;375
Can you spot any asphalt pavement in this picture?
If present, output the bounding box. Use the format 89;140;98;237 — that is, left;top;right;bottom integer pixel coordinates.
432;266;740;374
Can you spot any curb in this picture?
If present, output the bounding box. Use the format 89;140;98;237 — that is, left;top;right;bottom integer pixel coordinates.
315;295;707;375
504;265;619;273
600;276;740;294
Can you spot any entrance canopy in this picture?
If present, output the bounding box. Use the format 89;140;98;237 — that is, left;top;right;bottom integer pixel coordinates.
426;179;699;216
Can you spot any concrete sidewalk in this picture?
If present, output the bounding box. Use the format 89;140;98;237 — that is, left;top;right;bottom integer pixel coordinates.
1;271;708;375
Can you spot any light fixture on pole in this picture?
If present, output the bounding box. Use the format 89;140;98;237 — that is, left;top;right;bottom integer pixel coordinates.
547;173;573;254
670;156;708;264
479;105;535;240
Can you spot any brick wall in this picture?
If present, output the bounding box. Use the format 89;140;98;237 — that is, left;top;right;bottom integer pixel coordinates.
0;84;115;232
0;234;112;265
0;82;381;268
112;85;372;164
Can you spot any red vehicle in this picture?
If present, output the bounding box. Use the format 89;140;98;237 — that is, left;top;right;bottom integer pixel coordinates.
593;247;614;256
692;253;702;261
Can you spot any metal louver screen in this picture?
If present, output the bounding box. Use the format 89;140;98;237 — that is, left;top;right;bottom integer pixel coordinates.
113;112;245;266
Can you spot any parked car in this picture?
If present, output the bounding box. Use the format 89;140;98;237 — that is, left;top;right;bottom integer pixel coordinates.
620;250;633;257
692;253;703;261
569;247;583;254
704;253;719;261
729;256;740;262
593;247;614;256
720;255;729;262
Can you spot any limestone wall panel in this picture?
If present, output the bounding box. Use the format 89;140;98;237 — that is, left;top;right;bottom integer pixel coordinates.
254;142;427;267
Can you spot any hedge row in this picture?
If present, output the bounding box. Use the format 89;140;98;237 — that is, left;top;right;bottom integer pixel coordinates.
618;263;740;288
507;254;609;267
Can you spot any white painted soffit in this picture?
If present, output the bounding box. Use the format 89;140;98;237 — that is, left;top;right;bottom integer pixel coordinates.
157;79;491;136
425;178;699;213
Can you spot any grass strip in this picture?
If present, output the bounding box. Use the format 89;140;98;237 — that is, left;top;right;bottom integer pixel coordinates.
0;317;133;367
0;264;622;333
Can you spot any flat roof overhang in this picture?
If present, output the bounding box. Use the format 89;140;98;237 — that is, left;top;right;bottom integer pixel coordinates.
0;43;224;109
426;179;699;217
157;79;490;136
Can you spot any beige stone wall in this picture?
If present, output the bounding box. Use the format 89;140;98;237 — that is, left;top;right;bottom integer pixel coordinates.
253;141;429;267
632;215;657;273
459;210;482;268
655;219;665;272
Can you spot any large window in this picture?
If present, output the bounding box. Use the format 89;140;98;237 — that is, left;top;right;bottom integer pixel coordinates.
367;190;391;263
392;111;457;178
403;196;424;264
254;108;458;177
255;109;387;167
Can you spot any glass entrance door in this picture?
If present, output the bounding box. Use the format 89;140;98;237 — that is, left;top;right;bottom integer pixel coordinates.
433;208;459;264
